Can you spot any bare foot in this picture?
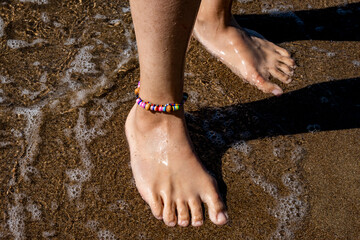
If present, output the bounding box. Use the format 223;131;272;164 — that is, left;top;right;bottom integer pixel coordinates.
193;15;296;96
125;104;228;227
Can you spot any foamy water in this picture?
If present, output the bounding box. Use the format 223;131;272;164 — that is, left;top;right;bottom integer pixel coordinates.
18;0;48;4
228;141;307;240
0;16;4;38
13;107;43;182
1;2;135;238
65;98;120;203
7;39;46;49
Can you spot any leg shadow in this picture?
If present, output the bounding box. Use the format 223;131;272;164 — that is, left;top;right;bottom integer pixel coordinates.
234;2;360;42
187;77;360;203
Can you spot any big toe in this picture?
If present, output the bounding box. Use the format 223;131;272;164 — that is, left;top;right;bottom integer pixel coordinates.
202;190;228;225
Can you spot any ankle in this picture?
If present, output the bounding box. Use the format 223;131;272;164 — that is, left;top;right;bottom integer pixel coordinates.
196;0;232;26
133;104;184;128
195;12;233;38
138;78;184;104
196;12;228;28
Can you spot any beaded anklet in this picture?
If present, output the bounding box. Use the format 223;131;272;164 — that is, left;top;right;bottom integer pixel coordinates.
135;81;188;113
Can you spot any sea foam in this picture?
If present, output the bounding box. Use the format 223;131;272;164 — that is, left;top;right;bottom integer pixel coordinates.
14;107;43;182
61;45;98;90
65;99;118;201
230;143;308;239
19;0;48;4
97;230;117;240
0;16;4;37
7;194;26;240
7;39;45;49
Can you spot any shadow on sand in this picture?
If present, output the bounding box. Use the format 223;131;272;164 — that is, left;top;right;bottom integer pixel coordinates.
189;76;360;202
234;2;360;43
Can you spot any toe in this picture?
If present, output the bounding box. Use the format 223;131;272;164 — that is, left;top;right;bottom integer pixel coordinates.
269;68;291;84
252;74;283;96
277;62;294;78
148;193;163;220
188;198;204;227
274;45;291;57
279;56;296;68
162;198;177;227
202;192;228;225
176;200;190;227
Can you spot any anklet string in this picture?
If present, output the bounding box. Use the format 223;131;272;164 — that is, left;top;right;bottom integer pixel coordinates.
135;81;188;113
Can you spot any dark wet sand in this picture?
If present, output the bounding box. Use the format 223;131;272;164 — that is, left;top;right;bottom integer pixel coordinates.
1;0;360;239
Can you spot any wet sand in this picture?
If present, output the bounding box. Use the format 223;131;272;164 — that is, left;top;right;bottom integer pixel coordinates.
1;0;360;239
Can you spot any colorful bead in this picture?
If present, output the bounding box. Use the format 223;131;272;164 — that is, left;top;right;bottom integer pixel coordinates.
166;105;172;112
135;88;140;95
135;81;188;113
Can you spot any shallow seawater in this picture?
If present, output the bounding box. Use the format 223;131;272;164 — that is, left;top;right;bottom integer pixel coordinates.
1;0;360;239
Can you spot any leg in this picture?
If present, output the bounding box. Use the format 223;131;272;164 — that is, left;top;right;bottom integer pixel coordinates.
194;0;296;96
126;0;228;227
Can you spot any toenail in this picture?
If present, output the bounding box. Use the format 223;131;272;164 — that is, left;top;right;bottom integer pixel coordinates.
272;89;283;96
168;221;176;227
217;212;228;223
192;220;203;227
179;220;188;226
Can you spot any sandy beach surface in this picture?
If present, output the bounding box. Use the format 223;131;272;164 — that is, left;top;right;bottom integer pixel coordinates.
1;0;360;239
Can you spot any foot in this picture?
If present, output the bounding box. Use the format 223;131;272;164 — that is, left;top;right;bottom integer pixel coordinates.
193;14;296;96
125;104;228;227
